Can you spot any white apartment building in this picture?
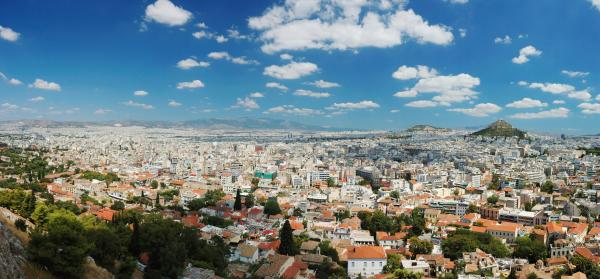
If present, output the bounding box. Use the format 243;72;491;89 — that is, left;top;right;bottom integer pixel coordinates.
347;246;387;278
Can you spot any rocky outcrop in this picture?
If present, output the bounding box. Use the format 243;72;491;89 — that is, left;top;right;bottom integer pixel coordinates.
0;221;25;279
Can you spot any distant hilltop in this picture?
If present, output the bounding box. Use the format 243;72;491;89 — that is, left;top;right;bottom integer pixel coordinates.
405;125;451;133
471;120;527;138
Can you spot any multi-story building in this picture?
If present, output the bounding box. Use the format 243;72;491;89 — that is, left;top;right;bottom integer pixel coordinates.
347;246;387;278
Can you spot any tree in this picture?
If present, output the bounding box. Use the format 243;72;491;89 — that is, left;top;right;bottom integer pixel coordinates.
442;229;509;260
150;180;159;189
390;191;400;199
86;227;121;271
316;261;346;279
513;236;548;263
187;198;206;211
409;237;433;256
334;210;350;221
278;220;297;256
383;253;403;273
487;195;499;205
507;268;518;279
234;189;242;211
264;197;281;216
245;193;255;208
527;272;539;279
541;181;555;194
28;215;91;278
318;240;339;262
390;269;423;279
111;201;125;211
570;255;600;279
15;219;27;232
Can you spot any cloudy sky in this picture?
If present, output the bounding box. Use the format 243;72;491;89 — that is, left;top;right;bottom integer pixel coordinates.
1;0;600;133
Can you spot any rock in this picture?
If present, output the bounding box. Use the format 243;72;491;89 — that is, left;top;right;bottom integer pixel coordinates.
0;221;25;279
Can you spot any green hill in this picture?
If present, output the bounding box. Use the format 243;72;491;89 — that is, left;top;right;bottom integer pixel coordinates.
471;120;526;138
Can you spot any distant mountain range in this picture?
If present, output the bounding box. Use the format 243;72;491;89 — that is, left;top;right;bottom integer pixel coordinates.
471;120;527;138
405;125;451;133
0;118;340;131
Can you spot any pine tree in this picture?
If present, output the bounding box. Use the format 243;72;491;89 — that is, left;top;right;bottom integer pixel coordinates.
129;219;141;257
155;192;160;208
234;189;242;211
278;220;296;255
26;191;36;218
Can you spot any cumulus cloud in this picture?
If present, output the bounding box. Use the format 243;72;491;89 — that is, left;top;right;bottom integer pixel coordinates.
1;103;19;110
494;35;511;44
578;103;600;114
510;107;570;119
328;100;379;110
235;97;259;110
293;89;331;98
448;103;502;117
394;90;418;98
123;100;154;110
249;92;264;98
29;96;45;102
176;58;210;69
412;73;480;104
176;80;204;90
264;105;323;116
519;81;592;101
248;0;453;53
590;0;600;11
264;61;318;79
280;53;293;60
207;51;258;65
506;98;548;108
405;100;438;108
134;90;149;97
307;80;340;88
561;70;589;78
168;100;182;107
266;82;288;91
0;25;20;42
145;0;192;26
29;79;61;91
447;0;469;4
94;108;112;115
9;78;22;85
392;65;438;80
553;100;565;105
512;45;542;64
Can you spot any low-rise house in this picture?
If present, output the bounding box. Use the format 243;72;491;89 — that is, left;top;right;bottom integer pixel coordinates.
238;244;259;264
347;246;387;278
402;259;430;275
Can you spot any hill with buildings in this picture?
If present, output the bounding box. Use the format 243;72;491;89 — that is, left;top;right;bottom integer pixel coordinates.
471;120;527;138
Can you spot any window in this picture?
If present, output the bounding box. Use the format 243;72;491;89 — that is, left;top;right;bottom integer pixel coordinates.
352;262;355;267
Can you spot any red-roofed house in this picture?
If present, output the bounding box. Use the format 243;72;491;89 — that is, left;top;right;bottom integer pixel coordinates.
347;246;387;278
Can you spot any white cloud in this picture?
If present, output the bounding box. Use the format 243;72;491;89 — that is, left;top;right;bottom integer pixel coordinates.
168;100;182;107
553;100;565;105
235;97;259;110
392;65;438;80
506;98;548;108
123;100;154;110
249;92;264;98
280;53;293;60
561;70;589;78
405;100;438;108
266;82;288;91
134;90;149;97
578;103;600;114
294;89;331;98
412;73;480;104
521;81;592;101
512;45;542;64
176;58;210;69
458;28;467;38
29;96;45;102
196;22;208;29
145;0;192;26
264;105;323;116
176;80;204;90
590;0;600;11
0;25;20;42
328;100;379;110
192;31;208;39
494;35;511;44
94;108;111;115
207;51;258;65
447;0;469;4
1;103;19;110
307;80;340;88
215;35;228;43
394;90;418;98
29;79;61;91
449;103;501;117
597;95;600;101
390;109;400;113
264;61;318;79
248;1;453;53
8;78;22;85
510;107;570;119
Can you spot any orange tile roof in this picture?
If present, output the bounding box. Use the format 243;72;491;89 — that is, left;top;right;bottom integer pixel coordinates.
471;226;487;233
347;246;386;260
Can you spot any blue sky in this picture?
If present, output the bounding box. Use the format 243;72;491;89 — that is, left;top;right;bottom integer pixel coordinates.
1;0;600;133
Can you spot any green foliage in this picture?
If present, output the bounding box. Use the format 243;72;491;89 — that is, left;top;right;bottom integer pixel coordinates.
570;255;600;279
245;193;255;208
541;181;555;194
316;261;346;279
527;272;539;279
334;210;350;221
319;240;339;262
81;171;120;183
278;220;297;255
14;219;27;231
86;227;121;271
234;189;242;211
202;215;233;228
150;180;159;189
264;197;282;215
513;236;548;263
487;194;499;205
441;229;510;260
409;237;433;256
159;189;180;201
383;253;403;274
390;191;400;199
390;268;423;279
326;177;336;187
110;201;125;211
187;198;206;211
28;215;91;279
80;193;101;205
